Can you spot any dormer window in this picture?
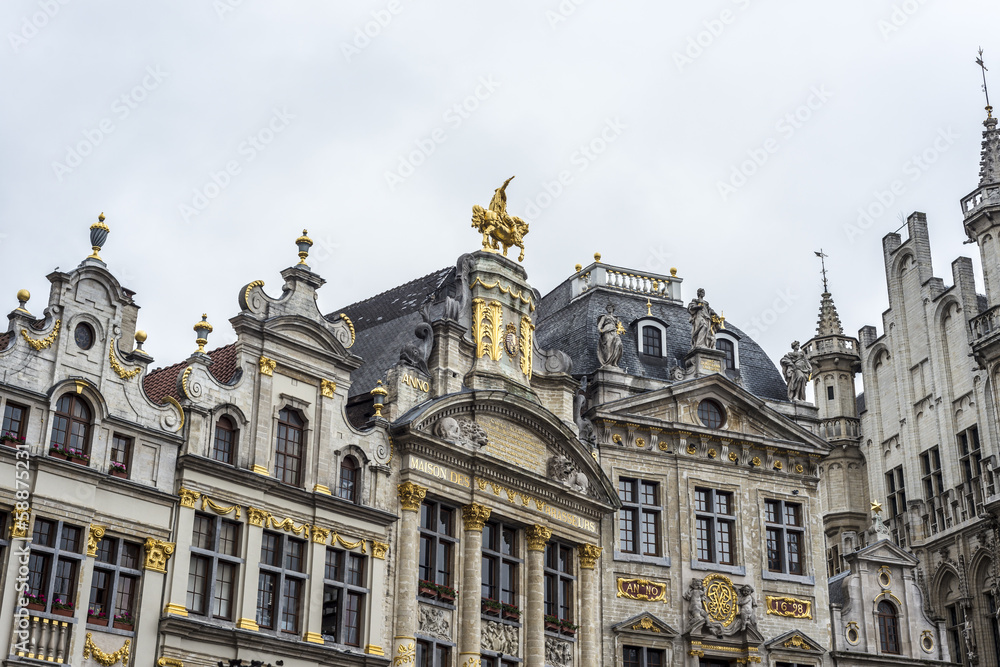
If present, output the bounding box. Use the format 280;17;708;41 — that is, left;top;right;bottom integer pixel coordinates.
715;332;740;371
636;320;667;358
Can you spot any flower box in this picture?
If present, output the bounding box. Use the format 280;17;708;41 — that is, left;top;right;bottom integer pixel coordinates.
88;615;108;625
26;602;45;612
481;598;501;616
544;615;561;632
418;581;438;599
436;584;456;604
52;607;74;617
1;433;24;447
113;620;134;631
49;449;69;460
560;626;577;637
69;455;90;466
110;469;128;479
502;607;521;621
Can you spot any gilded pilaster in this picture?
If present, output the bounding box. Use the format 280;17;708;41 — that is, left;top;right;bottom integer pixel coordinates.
578;544;602;666
525;525;551;667
393;482;427;665
163;506;195;616
460;504;491;665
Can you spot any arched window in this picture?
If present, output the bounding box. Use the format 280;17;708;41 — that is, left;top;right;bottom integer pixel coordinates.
641;325;662;357
877;600;901;654
51;394;92;458
212;416;237;465
697;399;725;429
716;339;735;370
275;408;304;486
339;456;358;503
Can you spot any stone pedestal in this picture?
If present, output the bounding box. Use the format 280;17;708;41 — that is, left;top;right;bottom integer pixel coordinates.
684;347;728;378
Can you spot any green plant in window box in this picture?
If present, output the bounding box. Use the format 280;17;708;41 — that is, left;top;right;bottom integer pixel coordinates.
559;619;578;636
544;615;561;632
66;448;90;464
113;612;134;630
435;583;457;603
48;444;69;460
23;592;46;611
501;602;521;620
109;460;128;478
418;579;438;599
52;598;74;617
87;608;108;624
481;597;502;615
1;431;25;446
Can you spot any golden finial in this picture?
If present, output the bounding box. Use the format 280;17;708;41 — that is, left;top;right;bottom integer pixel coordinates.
574;264;582;273
594;252;601;263
646;299;652;316
870;500;883;515
370;380;388;418
16;288;30;308
670;267;677;277
193;314;213;353
88;212;110;261
134;330;147;351
296;229;314;266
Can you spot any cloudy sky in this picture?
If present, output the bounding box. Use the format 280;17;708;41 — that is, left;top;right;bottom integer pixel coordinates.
3;2;998;385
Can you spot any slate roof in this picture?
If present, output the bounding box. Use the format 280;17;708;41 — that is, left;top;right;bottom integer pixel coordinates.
0;331;10;351
856;391;866;415
827;570;849;606
329;267;455;397
535;283;789;402
142;343;240;404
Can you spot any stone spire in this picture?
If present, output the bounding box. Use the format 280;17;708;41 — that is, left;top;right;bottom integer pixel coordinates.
979;113;1000;186
816;291;844;337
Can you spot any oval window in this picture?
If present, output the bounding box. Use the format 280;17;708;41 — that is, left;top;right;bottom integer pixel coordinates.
697;399;724;429
74;323;95;350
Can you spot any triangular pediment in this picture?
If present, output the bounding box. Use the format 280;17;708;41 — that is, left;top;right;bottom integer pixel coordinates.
613;612;679;638
593;374;830;453
765;630;826;654
852;538;919;567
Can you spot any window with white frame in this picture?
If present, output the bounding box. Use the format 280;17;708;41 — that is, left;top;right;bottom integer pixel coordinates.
636;320;666;358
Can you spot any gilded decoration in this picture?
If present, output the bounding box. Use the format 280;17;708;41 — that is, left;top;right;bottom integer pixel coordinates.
312;526;331;544
921;630;935;652
398;481;428;511
470;176;529;262
247;506;270;527
877;565;892;588
321;379;337;398
163;603;188;617
269;515;310;538
472;298;486;358
157;659;185;667
765;595;812;619
372;540;390;560
774;460;783;470
782;634;812;650
617;577;667;602
579;544;603;569
394;641;416;665
333;532;367;553
180;366;193;398
108;340;141;379
636;437;646;448
462;503;492;532
475;300;503;361
201;496;241;520
236;617;260;631
10;506;30;539
633;617;661;632
728;451;739;462
164;396;185;431
21;319;60;351
304;631;324;644
338;313;356;347
83;633;130;666
258;355;276;376
87;524;106;557
469;277;535;310
519;315;534;378
708;448;717;458
366;645;386;656
702;573;738;627
242;280;265;307
526;524;552;551
686;443;696;455
795;463;804;473
751;456;761;467
503;323;518;358
143;538;175;573
178;488;201;508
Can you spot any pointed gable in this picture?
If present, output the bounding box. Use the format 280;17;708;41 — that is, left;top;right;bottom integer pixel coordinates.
612;612;679;638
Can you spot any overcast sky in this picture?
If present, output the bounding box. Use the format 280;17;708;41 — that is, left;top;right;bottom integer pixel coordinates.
3;2;999;390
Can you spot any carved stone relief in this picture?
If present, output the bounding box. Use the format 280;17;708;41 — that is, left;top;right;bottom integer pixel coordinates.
547;454;589;494
433;417;489;449
418;604;452;642
481;620;518;656
545;636;572;667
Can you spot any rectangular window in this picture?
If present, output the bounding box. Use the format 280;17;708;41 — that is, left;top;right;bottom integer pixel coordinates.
618;478;661;556
624;646;665;667
543;541;575;623
482;521;520;609
827;385;835;400
641;326;662;357
765;499;803;574
417;639;453;667
827;544;842;577
89;538;141;627
187;513;242;620
419;501;457;589
885;465;907;547
958;426;983;484
110;434;133;474
27;518;85;614
256;530;306;633
694;487;735;565
2;401;28;440
323;548;369;646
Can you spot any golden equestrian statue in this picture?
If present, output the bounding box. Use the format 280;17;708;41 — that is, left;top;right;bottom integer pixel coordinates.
471;176;529;262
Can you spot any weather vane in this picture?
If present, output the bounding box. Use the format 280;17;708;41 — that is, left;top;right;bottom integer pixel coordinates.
814;249;829;293
978;47;992;118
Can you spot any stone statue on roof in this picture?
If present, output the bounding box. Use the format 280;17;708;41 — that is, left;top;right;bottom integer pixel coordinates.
781;341;813;402
471;176;529;262
596;303;624;368
688;288;719;350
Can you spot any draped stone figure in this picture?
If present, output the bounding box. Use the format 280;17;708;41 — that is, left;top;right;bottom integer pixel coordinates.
596;304;623;368
780;341;813;402
688;288;718;349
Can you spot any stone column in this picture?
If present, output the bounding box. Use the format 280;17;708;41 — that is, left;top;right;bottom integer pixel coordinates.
578;544;603;666
459;503;492;667
525;525;551;667
393;481;428;665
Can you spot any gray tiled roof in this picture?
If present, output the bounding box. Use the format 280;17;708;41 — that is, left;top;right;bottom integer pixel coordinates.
535;284;789;402
329;267;454;397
